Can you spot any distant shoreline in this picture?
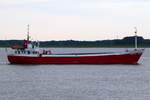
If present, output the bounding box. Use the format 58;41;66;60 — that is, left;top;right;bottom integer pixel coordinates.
0;36;150;48
0;45;150;48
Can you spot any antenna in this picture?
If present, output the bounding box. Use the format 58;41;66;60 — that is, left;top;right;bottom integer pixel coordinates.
27;24;30;41
134;27;137;49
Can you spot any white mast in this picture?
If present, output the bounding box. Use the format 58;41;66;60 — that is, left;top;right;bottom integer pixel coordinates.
134;27;138;49
27;24;30;41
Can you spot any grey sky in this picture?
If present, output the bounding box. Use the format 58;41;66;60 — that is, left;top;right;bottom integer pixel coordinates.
0;0;150;40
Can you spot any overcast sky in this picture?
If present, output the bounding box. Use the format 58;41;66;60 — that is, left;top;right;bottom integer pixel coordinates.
0;0;150;40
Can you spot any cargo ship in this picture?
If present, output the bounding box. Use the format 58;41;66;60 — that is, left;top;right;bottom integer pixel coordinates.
7;26;144;64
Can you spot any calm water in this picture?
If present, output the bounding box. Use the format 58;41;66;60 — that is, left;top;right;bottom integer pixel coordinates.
0;48;150;100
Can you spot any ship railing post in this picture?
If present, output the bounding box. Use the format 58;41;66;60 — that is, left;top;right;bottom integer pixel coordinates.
5;36;8;53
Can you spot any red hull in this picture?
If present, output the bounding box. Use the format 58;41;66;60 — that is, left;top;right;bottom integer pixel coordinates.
7;52;142;64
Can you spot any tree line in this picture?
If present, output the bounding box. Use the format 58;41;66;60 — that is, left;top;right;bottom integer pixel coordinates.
0;36;149;47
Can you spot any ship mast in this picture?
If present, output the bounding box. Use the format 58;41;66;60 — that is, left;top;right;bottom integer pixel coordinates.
134;27;138;49
27;24;30;42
